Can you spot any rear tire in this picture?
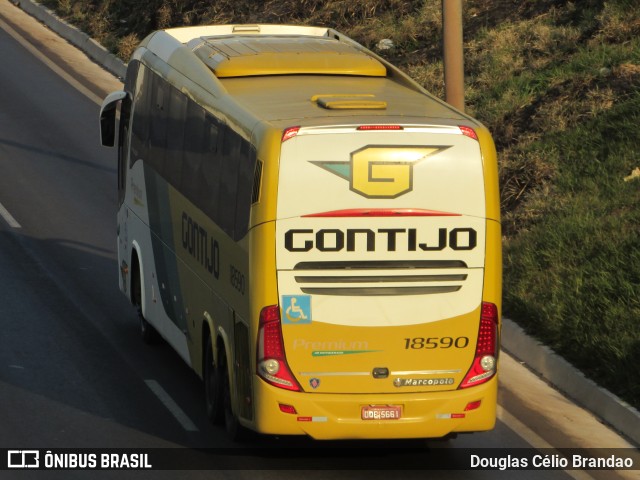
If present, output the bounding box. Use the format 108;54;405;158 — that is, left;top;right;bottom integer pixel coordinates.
132;260;159;345
220;352;249;441
139;309;160;345
204;335;224;425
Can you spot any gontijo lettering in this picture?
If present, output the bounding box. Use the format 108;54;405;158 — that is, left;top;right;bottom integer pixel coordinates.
181;212;220;279
285;227;477;252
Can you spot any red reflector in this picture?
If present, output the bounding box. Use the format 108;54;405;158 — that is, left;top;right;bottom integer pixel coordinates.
464;400;482;411
459;125;478;140
279;404;297;415
282;126;300;142
303;208;460;218
357;125;403;131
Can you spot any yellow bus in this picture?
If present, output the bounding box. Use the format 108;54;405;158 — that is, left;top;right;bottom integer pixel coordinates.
100;24;502;440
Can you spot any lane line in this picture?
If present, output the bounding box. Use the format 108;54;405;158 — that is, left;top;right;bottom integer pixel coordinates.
498;406;596;480
144;379;199;432
0;16;103;106
0;201;21;228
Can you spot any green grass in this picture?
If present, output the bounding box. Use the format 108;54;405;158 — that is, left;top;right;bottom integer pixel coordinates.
38;0;640;410
505;90;640;405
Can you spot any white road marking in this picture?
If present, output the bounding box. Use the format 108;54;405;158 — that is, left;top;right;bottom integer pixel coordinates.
498;406;596;480
144;379;199;432
0;201;21;228
0;16;103;106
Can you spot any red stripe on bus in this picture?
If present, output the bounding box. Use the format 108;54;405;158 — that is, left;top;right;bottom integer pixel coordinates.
302;208;461;218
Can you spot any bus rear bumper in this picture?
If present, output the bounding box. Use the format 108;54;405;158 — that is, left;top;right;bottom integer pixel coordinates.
249;376;498;440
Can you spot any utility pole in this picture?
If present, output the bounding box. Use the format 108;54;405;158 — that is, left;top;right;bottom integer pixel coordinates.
442;0;465;112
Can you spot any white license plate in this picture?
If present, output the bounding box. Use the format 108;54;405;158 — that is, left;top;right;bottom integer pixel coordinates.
361;405;402;420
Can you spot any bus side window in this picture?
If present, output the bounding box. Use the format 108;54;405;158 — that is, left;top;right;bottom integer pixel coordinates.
148;75;168;175
199;115;221;224
118;61;139;205
131;65;151;167
118;94;132;205
165;87;187;186
218;127;241;239
181;101;205;204
234;142;256;239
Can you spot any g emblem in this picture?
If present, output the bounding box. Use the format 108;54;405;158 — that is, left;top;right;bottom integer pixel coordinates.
313;146;448;199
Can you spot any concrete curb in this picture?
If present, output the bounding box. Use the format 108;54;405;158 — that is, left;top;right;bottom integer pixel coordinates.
12;0;126;79
502;317;640;446
9;0;640;449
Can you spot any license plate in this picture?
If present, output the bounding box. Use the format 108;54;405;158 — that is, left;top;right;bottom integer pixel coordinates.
361;405;402;420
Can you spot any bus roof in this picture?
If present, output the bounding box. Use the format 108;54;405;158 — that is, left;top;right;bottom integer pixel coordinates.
137;24;471;129
220;74;460;126
188;36;387;78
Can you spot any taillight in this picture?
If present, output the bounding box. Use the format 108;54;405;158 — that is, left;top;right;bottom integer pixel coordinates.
459;125;478;140
281;127;300;142
257;305;301;391
459;302;499;389
356;125;403;131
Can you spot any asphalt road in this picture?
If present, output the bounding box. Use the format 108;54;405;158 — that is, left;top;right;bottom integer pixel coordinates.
0;2;635;479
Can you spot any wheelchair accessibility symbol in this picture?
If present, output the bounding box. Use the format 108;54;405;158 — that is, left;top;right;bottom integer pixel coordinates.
282;295;312;324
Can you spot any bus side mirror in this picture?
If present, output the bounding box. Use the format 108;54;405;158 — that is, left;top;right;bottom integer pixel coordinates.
99;90;128;147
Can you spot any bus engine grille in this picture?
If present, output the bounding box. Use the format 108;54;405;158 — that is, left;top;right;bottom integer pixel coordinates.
292;260;468;296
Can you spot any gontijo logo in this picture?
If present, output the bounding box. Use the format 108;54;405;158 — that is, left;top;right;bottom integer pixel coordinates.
312;146;449;199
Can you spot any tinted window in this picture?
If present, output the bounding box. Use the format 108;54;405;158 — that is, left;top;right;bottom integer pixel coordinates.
217;128;241;237
130;65;151;166
199;115;221;225
165;87;187;185
235;140;257;239
181;100;205;194
147;75;168;174
131;66;257;240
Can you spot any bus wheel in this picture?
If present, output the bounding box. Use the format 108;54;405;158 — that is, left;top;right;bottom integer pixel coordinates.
139;309;159;345
204;336;223;425
221;353;248;441
132;263;159;345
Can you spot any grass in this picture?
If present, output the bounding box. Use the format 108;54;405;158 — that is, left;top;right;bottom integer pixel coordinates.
37;0;640;410
505;94;640;403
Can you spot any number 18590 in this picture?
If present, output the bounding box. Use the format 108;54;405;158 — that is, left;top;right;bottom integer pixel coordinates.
403;337;469;349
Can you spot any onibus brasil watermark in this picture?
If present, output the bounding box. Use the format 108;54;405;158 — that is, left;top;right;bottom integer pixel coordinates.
7;450;151;470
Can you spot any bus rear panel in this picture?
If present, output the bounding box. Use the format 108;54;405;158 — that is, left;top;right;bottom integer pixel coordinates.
253;123;501;439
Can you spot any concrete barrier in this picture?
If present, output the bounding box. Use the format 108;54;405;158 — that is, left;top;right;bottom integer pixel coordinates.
502;317;640;446
12;0;126;79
